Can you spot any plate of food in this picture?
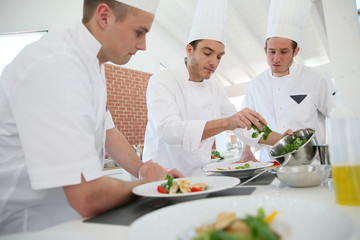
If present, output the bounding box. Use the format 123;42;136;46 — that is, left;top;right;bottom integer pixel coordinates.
202;161;274;178
132;175;240;203
211;150;224;162
126;195;359;240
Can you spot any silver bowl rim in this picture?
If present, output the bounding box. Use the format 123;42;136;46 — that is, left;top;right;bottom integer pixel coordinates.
276;164;331;174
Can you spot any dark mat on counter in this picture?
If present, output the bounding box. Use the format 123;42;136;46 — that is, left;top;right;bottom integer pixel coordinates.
240;171;276;185
208;171;276;185
84;187;255;226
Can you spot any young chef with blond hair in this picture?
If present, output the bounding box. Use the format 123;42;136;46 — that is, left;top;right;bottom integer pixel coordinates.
239;0;336;163
142;0;292;177
0;0;183;234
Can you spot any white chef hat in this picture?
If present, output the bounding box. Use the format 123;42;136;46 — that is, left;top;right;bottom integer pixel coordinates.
187;0;228;44
266;0;312;43
115;0;160;14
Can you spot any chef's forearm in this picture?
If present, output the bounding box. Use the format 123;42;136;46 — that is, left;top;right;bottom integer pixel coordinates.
258;131;283;145
63;174;143;218
201;119;228;140
105;127;143;177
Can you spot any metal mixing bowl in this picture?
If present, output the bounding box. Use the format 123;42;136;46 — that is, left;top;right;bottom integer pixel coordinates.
276;165;330;187
269;128;318;166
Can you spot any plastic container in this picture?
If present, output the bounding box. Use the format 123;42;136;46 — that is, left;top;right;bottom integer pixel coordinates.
327;104;360;206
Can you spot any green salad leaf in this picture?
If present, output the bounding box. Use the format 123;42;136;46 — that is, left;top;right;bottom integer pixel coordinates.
192;208;279;240
160;174;175;192
243;208;279;240
251;123;272;141
235;163;250;170
212;150;224;160
281;137;308;155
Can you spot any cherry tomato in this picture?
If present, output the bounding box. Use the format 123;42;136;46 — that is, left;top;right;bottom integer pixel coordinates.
157;185;169;194
191;187;203;192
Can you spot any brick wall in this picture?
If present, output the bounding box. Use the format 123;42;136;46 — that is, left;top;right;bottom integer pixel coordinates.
105;64;151;145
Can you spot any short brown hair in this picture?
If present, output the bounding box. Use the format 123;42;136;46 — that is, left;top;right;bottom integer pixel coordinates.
189;40;202;51
82;0;133;23
265;38;298;53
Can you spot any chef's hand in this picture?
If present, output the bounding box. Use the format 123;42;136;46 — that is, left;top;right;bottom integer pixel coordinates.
233;144;259;163
227;108;266;131
138;160;185;182
138;160;168;183
167;168;185;178
282;129;294;137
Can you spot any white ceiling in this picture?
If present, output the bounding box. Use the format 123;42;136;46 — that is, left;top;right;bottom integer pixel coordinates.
151;0;332;97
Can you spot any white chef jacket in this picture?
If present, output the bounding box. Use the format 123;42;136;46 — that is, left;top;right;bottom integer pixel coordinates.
242;61;336;162
143;61;262;177
0;22;114;234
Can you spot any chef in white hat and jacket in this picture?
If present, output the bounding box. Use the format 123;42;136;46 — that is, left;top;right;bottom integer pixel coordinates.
143;0;292;177
239;0;336;163
0;0;184;234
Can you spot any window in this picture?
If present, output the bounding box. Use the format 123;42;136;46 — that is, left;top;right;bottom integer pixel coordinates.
0;31;47;76
357;0;360;24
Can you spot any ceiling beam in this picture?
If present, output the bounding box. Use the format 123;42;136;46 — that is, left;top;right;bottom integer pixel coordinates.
228;1;265;51
154;16;187;47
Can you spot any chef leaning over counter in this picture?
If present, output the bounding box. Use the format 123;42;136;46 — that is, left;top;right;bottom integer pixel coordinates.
239;0;336;163
142;0;293;177
0;0;184;235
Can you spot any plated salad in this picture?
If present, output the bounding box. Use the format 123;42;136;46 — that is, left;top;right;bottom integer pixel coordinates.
216;163;251;171
211;150;224;160
192;208;280;240
157;175;208;194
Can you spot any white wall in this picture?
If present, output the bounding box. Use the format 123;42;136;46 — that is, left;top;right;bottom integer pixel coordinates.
0;0;83;33
0;0;184;75
122;19;186;74
322;0;360;115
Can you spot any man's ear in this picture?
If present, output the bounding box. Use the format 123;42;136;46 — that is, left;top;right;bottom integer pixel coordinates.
96;3;111;29
186;44;193;57
294;47;300;57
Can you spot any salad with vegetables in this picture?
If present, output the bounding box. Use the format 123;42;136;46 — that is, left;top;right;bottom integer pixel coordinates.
217;163;251;171
211;150;224;160
192;208;280;240
157;175;208;194
281;137;308;155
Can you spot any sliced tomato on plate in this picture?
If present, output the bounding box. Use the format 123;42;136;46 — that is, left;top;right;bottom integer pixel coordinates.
268;161;280;167
157;185;169;194
190;187;203;192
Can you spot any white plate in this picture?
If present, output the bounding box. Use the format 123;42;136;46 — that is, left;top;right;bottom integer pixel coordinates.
132;176;240;203
202;161;273;178
210;157;222;163
126;195;359;240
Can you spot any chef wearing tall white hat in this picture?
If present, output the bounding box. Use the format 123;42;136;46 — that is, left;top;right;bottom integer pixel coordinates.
143;0;292;177
239;0;337;163
0;0;185;234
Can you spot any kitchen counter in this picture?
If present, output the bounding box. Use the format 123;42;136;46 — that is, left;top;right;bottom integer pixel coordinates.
2;175;360;240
